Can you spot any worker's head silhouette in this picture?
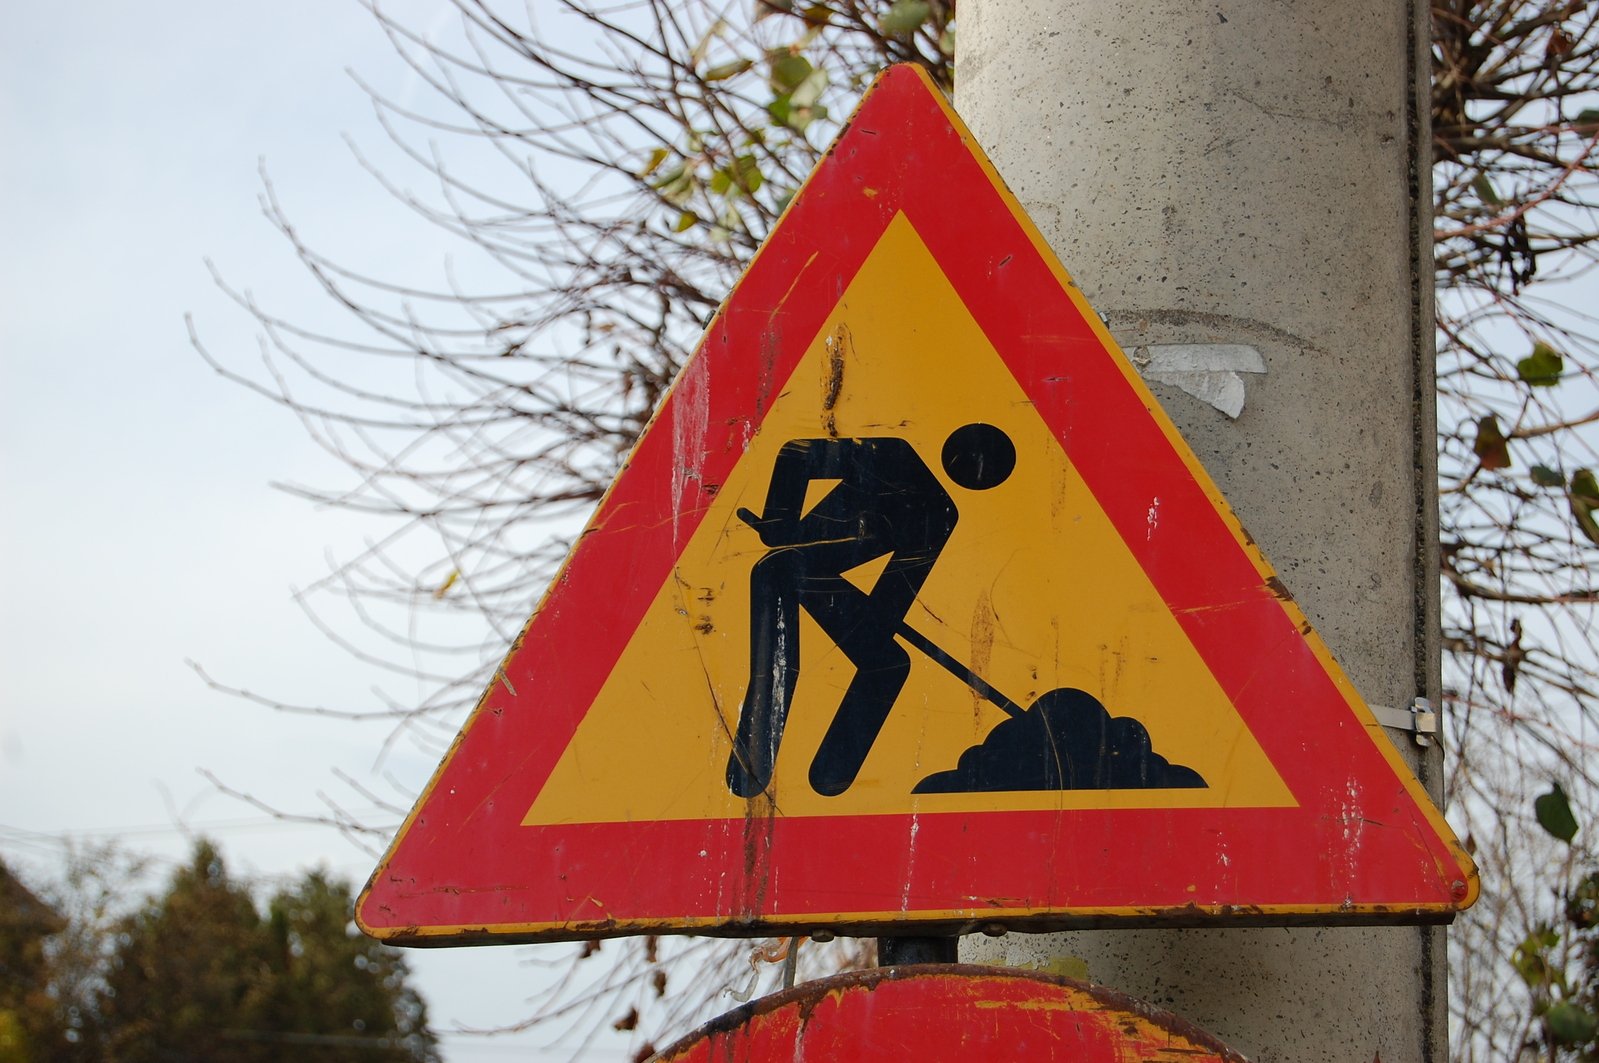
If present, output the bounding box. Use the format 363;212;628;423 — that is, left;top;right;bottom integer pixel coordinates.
941;423;1015;491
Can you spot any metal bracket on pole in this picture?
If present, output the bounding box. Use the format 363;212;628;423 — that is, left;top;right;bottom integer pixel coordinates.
1368;697;1438;748
878;936;959;966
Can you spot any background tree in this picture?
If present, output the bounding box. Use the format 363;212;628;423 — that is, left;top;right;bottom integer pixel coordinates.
1485;783;1599;1060
97;841;280;1061
30;846;152;1063
196;0;1599;1057
20;841;437;1063
1432;2;1599;1056
0;863;67;1063
261;869;433;1059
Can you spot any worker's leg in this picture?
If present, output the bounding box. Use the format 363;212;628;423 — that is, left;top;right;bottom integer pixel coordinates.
807;634;910;797
727;550;803;798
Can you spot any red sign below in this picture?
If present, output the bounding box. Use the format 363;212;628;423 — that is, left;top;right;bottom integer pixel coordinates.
656;965;1246;1062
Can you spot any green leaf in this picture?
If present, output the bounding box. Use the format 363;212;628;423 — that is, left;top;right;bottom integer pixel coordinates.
1571;469;1599;545
767;94;826;132
637;147;671;179
705;58;753;81
939;25;956;57
733;154;763;193
1473;414;1511;470
769;54;813;93
880;0;932;34
708;156;763;198
652;167;694;206
1536;783;1579;843
1573;469;1599;507
1532;464;1565;488
673;211;698;233
1566;872;1599;930
1516;341;1563;386
790;67;829;109
1546;1002;1599;1045
800;3;833;25
1512;924;1561;987
1471;173;1501;206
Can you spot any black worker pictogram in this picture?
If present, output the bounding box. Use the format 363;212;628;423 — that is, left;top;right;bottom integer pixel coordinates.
725;422;1207;800
727;424;1016;798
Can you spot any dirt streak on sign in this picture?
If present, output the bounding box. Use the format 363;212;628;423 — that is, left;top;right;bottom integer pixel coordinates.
357;64;1477;944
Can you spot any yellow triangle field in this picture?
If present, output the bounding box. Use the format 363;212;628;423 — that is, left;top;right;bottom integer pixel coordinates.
525;214;1292;825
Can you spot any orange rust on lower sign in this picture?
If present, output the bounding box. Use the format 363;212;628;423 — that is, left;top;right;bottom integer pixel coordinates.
655;964;1247;1062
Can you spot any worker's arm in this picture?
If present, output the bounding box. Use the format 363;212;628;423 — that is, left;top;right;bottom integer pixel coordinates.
737;439;829;547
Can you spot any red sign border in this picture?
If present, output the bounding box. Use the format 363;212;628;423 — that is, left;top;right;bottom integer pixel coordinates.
358;64;1476;943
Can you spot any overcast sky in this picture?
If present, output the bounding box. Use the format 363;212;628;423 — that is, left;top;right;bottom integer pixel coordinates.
0;5;643;1059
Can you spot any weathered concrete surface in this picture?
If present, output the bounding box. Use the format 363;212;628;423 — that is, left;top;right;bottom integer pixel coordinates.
955;3;1446;1061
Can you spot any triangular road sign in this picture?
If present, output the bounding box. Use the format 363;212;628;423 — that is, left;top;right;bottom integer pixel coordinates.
358;64;1477;944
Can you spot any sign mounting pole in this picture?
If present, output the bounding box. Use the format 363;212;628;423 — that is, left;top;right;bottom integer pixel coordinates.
956;2;1448;1060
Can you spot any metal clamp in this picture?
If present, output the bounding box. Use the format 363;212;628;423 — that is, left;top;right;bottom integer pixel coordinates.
1369;697;1438;748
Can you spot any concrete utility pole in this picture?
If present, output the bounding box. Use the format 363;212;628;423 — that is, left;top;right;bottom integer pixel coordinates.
957;4;1446;1062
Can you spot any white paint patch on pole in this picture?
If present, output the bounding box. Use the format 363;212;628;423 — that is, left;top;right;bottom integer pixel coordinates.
1131;343;1266;419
